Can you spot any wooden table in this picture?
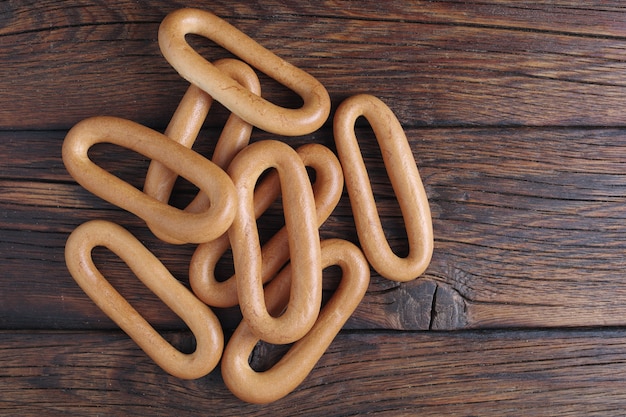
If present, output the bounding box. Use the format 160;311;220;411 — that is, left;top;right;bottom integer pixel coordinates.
3;1;626;415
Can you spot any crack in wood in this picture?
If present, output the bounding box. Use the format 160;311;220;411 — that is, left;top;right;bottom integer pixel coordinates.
393;278;468;331
428;284;439;331
430;281;468;330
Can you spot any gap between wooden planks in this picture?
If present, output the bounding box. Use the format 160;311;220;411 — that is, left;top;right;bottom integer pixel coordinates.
3;127;626;330
2;328;626;416
3;1;626;415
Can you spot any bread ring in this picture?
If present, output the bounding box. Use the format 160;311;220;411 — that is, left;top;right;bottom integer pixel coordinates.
333;94;434;281
227;140;322;344
65;220;223;379
158;8;330;136
62;116;237;244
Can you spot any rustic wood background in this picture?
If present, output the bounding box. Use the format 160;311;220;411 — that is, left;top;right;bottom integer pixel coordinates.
3;1;626;415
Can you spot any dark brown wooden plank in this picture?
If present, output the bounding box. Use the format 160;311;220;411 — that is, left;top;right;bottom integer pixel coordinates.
319;1;626;37
421;127;626;328
5;1;626;414
2;328;626;415
4;126;626;330
2;1;626;130
3;1;626;38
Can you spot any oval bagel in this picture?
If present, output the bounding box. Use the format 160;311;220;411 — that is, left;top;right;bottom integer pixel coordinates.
62;116;236;244
227;140;322;344
158;8;330;136
65;220;224;379
334;94;434;281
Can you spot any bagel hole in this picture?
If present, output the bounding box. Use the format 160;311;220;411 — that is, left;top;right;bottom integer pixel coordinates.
255;168;285;248
87;142;150;190
248;340;293;372
90;244;190;333
90;241;204;354
166;176;200;209
162;331;197;355
256;72;305;110
213;246;235;283
355;123;410;258
306;165;317;185
321;264;342;306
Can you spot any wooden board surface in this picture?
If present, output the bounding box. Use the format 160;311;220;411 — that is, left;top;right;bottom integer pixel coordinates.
3;0;626;414
4;329;626;416
5;126;626;331
3;1;626;130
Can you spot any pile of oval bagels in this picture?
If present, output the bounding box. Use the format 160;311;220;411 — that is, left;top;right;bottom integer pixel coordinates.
61;8;434;404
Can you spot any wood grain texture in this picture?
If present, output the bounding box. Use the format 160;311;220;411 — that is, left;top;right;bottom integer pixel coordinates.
2;329;626;416
3;1;626;414
4;126;626;330
2;1;626;130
